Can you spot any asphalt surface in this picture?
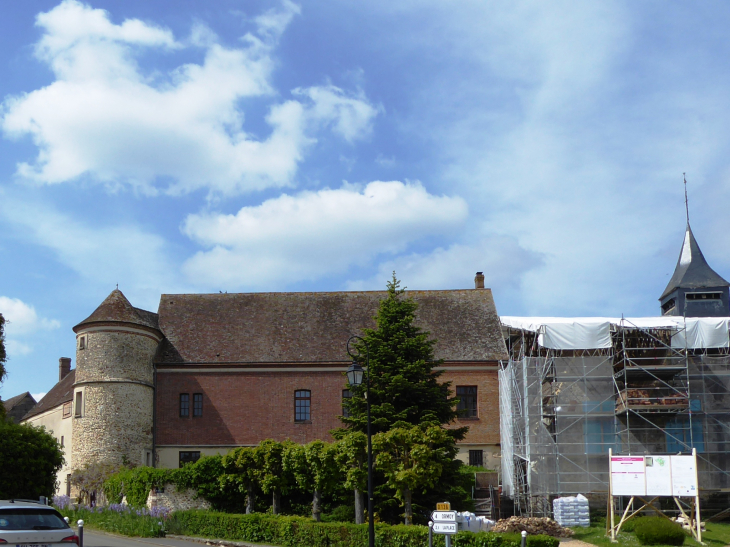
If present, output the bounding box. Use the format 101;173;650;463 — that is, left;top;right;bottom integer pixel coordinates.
81;530;276;547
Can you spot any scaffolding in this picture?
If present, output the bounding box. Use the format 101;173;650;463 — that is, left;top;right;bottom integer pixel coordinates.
499;317;730;516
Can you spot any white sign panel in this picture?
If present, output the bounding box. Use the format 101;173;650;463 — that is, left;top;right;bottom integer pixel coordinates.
670;455;698;497
432;522;458;534
431;511;457;522
611;456;646;496
645;456;672;496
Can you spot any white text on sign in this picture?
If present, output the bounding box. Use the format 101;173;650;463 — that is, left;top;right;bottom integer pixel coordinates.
432;522;457;534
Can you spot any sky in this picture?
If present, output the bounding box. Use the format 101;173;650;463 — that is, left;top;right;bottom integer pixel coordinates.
3;1;730;400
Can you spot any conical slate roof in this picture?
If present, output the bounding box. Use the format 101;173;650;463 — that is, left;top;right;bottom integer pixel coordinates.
660;224;730;299
73;289;159;332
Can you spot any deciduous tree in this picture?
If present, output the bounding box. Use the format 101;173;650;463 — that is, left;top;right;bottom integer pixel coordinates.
0;421;64;499
334;431;368;524
221;447;260;514
373;421;457;525
256;440;292;515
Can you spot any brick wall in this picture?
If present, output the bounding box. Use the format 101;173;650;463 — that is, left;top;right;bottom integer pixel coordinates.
156;369;350;446
155;364;500;448
441;367;500;445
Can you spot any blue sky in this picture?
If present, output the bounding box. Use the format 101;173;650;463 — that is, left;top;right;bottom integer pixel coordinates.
3;1;730;399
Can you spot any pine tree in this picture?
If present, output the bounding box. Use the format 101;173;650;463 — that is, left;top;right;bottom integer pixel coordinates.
334;274;471;524
337;273;466;439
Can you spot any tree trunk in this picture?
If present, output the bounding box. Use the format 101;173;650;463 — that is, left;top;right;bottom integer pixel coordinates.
354;488;365;525
403;488;412;525
272;490;281;515
246;484;255;514
312;490;322;521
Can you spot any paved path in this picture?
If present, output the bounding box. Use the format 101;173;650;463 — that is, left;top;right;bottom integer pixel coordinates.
82;530;277;547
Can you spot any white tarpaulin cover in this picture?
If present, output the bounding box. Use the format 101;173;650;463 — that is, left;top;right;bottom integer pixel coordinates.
501;316;730;350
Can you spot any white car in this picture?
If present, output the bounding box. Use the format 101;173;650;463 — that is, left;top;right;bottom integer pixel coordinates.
0;500;78;547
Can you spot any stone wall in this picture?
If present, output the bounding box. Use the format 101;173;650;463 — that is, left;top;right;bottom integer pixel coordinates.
72;327;158;470
146;483;211;512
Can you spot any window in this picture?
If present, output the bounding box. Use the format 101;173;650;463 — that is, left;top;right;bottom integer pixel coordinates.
342;389;352;417
74;391;82;417
193;393;203;417
469;449;484;467
60;436;64;447
295;390;311;422
179;451;201;468
145;450;153;466
180;393;190;417
63;402;72;418
78;335;87;350
456;386;478;418
686;292;722;301
66;474;71;497
661;298;676;314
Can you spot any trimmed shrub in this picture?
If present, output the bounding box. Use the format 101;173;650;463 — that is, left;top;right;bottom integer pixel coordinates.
169;510;509;547
620;516;644;533
634;517;685;546
526;535;559;547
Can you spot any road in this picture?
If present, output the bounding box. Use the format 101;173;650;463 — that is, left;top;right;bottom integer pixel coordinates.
81;530;275;547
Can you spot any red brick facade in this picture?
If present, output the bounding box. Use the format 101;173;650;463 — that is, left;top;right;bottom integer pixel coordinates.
155;364;501;448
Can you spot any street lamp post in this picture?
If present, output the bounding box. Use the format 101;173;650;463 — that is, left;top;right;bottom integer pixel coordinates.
346;335;374;547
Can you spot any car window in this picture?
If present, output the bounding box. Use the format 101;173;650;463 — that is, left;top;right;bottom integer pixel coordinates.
0;509;69;530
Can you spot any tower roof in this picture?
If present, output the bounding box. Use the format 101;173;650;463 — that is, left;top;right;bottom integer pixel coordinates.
73;289;159;332
660;224;730;300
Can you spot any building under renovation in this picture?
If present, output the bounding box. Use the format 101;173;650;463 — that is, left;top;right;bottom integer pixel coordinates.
499;223;730;515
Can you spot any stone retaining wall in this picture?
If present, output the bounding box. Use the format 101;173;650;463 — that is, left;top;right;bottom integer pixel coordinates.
146;483;211;512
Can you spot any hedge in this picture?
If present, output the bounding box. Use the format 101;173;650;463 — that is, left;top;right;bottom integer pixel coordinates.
634;517;685;546
170;510;518;547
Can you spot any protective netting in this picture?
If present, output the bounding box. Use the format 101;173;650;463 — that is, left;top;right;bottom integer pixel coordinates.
500;322;730;516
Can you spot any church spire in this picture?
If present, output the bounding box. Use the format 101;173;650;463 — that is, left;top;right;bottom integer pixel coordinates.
660;177;730;316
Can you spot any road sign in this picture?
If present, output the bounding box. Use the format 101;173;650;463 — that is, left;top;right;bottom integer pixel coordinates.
431;511;457;522
436;502;451;511
432;522;457;535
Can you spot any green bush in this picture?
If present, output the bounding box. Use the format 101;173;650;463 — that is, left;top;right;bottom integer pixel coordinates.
620;516;644;533
169;510;507;547
526;535;559;547
634;517;685;546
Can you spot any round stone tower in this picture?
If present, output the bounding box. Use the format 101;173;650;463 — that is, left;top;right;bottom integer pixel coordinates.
71;289;162;470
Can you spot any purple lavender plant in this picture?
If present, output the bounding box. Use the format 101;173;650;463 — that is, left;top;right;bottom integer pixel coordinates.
53;495;72;510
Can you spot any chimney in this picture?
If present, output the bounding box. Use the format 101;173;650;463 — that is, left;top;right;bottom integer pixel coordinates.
475;272;485;289
59;357;71;381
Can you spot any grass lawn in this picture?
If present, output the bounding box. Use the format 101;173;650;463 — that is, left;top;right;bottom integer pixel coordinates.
568;521;730;547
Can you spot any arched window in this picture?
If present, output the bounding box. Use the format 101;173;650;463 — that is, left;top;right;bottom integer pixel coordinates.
294;390;311;422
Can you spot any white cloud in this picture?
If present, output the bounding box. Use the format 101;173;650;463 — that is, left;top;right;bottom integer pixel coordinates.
0;191;177;309
182;181;468;288
0;297;60;335
345;236;544;292
0;296;60;358
1;0;377;196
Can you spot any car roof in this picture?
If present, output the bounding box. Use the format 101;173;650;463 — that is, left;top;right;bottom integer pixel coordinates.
0;500;55;509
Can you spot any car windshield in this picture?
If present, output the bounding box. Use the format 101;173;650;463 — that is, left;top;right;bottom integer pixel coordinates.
0;509;69;530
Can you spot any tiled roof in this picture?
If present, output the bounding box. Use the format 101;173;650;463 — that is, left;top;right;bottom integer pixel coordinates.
73;289;159;332
156;289;507;364
22;369;76;420
2;391;33;412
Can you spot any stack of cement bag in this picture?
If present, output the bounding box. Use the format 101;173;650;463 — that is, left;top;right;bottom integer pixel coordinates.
552;494;590;527
456;512;496;532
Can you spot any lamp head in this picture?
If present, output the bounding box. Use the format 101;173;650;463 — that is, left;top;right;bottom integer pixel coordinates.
346;361;364;386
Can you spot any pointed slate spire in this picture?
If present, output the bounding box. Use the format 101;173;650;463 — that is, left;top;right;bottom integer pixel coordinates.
73;289;158;332
660;224;730;300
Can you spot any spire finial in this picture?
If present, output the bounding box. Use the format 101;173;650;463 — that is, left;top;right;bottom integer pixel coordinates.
682;173;689;226
116;283;119;290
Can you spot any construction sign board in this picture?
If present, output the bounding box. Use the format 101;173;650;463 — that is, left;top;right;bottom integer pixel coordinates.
609;454;697;497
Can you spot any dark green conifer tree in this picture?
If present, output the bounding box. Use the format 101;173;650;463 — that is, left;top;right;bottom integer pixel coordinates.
335;274;471;524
